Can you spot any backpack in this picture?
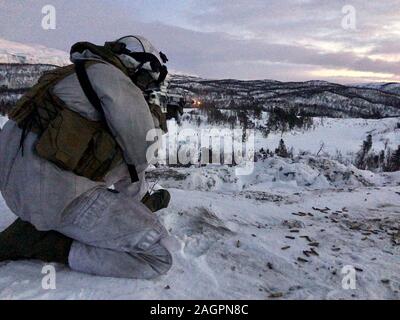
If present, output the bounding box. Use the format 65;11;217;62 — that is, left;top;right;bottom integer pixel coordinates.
8;60;125;182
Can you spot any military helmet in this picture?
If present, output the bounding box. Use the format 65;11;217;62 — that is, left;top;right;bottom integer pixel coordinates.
105;35;168;89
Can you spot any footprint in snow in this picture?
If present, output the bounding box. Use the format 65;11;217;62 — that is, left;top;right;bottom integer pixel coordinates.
171;206;234;257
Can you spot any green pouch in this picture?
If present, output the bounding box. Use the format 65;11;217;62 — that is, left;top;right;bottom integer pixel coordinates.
75;130;122;181
35;108;105;175
36;107;123;181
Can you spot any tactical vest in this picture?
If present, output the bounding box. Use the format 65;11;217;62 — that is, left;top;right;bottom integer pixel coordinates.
8;44;134;182
8;61;125;182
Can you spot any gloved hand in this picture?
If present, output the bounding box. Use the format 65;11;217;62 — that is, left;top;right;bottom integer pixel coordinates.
141;189;171;213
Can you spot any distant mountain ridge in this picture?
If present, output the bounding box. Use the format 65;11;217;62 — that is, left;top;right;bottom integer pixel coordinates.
1;64;400;118
354;82;400;95
169;75;400;118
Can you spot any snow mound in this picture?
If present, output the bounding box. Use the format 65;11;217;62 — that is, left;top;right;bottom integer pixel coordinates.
147;156;387;193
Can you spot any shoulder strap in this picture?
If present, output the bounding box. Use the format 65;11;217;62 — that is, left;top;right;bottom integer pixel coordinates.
74;60;139;183
74;60;104;116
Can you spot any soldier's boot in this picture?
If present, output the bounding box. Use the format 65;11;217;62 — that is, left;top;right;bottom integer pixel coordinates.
0;218;72;264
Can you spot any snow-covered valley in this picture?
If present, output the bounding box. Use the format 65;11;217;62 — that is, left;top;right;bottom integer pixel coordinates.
1;113;399;299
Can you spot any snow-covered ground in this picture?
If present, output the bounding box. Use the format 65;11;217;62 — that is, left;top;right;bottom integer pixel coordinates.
181;109;400;162
259;117;400;160
0;114;399;299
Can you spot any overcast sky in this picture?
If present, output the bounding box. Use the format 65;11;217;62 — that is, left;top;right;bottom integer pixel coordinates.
0;0;399;83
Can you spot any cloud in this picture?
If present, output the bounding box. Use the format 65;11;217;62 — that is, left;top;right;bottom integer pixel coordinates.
0;0;399;83
371;39;400;55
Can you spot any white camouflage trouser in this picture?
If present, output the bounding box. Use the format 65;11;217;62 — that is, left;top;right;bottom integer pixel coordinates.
59;187;172;279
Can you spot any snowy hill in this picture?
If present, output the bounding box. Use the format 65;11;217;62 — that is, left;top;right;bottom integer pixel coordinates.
0;38;69;66
0;38;70;114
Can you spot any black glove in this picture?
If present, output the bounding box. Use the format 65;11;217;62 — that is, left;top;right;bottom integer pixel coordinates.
141;189;171;213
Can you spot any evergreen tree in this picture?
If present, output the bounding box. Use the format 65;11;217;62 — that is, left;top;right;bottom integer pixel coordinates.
388;145;400;171
275;139;289;158
355;134;373;169
378;150;386;170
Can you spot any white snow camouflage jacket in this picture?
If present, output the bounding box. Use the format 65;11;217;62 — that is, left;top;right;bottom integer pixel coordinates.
0;49;160;230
